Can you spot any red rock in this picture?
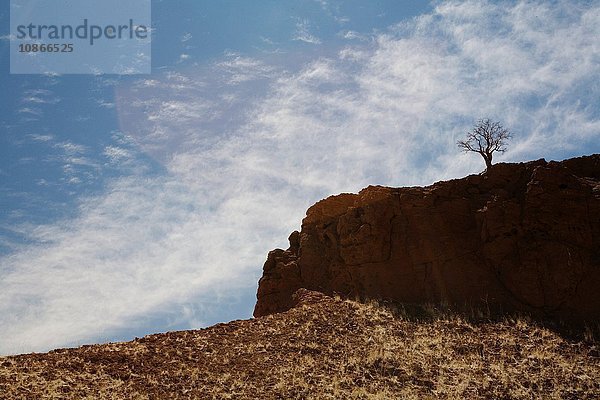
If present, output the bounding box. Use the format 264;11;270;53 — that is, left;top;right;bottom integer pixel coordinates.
254;155;600;325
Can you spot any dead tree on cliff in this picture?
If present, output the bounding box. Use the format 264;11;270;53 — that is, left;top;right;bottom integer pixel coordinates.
457;119;512;170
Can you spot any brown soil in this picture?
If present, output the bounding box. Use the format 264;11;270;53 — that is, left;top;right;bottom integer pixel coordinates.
1;293;599;399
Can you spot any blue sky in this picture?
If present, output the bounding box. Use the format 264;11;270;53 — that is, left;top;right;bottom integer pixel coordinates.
1;0;599;355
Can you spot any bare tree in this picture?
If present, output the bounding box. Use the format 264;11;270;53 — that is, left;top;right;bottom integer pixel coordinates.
457;119;512;170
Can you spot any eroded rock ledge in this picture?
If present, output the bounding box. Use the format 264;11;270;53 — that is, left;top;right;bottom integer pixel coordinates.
254;155;600;325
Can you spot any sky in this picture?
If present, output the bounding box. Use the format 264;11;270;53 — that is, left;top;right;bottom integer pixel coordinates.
0;0;599;355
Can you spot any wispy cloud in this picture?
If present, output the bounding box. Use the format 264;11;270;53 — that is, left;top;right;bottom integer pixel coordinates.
293;19;322;44
21;89;61;105
216;53;278;84
339;30;368;41
54;142;88;156
1;0;599;355
96;99;115;109
177;53;191;63
48;142;101;186
18;107;43;117
313;0;348;25
103;146;132;164
28;133;55;142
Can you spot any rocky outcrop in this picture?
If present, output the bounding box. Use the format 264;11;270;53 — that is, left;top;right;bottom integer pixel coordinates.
254;155;600;325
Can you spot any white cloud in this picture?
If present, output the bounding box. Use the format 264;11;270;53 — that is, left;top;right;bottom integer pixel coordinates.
103;146;132;164
178;53;191;63
49;142;101;185
18;107;43;116
97;99;115;109
28;133;55;142
1;0;599;355
313;0;348;25
54;142;88;155
340;30;367;41
216;54;278;84
21;89;61;105
293;19;322;44
0;172;295;353
138;79;160;87
21;96;58;104
260;36;276;46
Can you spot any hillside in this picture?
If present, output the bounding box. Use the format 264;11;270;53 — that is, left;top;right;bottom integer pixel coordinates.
1;290;599;399
2;155;599;399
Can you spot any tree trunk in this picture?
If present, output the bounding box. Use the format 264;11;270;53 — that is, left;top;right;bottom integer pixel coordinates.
484;155;493;170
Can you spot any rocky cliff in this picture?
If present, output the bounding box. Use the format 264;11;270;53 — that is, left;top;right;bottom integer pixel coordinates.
254;155;600;325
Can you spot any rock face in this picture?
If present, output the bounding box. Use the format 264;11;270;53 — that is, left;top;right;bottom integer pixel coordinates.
254;155;600;325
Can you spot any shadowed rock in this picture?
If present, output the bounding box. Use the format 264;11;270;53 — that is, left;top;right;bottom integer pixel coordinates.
254;154;600;326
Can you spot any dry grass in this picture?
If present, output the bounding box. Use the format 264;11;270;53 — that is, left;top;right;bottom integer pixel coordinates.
1;295;598;399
